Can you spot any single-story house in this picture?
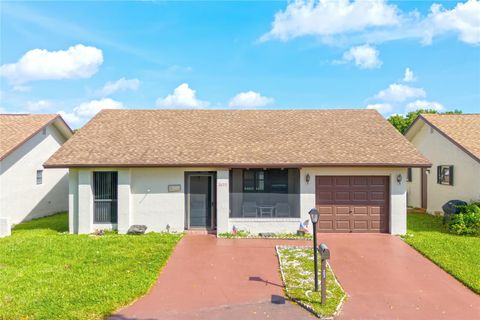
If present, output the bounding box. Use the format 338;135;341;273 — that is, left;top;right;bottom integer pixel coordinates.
405;114;480;213
45;109;430;235
0;114;73;237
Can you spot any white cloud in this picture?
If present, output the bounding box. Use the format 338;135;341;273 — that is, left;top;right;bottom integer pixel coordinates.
58;98;123;126
156;83;209;108
98;78;140;97
166;65;193;73
423;0;480;45
74;98;123;118
406;99;445;112
26;100;52;111
58;110;81;125
228;91;274;108
342;44;382;69
366;103;393;113
374;83;426;102
403;67;415;82
261;0;400;41
262;0;480;46
366;69;446;114
0;44;103;84
12;85;30;92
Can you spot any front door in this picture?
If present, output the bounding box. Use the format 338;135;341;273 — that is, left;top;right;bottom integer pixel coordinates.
187;174;214;229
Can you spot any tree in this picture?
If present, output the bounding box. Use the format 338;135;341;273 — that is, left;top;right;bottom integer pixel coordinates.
387;109;462;134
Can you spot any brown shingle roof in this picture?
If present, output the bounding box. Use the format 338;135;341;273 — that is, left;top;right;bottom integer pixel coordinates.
420;114;480;162
45;109;430;168
0;114;60;160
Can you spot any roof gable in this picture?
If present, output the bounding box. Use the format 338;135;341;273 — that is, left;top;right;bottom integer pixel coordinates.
45;109;430;168
406;114;480;163
0;114;73;160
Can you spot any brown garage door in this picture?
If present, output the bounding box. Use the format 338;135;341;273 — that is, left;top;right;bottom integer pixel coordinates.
315;176;389;233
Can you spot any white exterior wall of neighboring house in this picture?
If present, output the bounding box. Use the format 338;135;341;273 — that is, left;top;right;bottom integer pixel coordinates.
0;124;69;227
407;121;480;213
69;166;407;235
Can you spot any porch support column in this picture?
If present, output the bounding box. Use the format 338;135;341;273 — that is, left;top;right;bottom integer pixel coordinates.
68;169;79;234
216;170;230;233
117;169;132;234
78;169;93;234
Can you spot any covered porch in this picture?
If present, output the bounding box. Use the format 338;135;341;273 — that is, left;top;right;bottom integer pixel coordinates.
221;168;302;234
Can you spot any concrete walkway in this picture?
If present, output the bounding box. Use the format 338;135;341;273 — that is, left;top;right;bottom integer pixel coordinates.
112;234;480;320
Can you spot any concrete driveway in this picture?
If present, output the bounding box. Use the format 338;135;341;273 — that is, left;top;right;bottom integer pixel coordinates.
320;234;480;319
111;234;314;320
112;233;479;320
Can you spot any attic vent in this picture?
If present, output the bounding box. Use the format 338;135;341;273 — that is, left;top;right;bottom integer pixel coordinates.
42;128;47;135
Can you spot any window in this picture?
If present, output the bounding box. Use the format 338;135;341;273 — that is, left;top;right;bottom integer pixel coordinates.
268;169;288;193
36;170;43;184
243;170;264;192
437;165;454;186
407;168;412;182
93;172;118;223
242;169;288;193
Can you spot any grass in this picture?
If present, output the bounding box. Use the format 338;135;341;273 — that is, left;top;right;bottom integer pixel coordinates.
405;212;480;294
0;212;183;319
277;246;346;318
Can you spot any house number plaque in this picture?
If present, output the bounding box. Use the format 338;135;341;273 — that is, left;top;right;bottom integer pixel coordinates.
168;184;181;192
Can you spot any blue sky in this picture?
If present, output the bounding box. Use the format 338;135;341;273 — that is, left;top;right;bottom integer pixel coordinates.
1;0;479;127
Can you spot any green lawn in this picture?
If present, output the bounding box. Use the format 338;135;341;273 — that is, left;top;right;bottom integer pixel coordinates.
405;212;480;294
0;213;182;319
277;246;346;318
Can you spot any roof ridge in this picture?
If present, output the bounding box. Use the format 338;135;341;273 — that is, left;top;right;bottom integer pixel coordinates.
422;113;480;116
99;108;378;112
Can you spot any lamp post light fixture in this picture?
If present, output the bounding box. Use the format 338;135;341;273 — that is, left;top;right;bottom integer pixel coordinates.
309;208;320;292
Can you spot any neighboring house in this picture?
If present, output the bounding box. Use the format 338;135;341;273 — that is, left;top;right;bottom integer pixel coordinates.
45;109;430;236
0;114;73;237
405;114;480;213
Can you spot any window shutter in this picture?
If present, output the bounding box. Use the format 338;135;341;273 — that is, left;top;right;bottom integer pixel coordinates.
437;166;441;184
407;168;412;182
449;165;454;186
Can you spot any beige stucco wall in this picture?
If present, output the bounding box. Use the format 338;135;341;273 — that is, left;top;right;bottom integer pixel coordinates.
70;166;407;235
0;124;69;228
71;167;223;234
407;121;480;213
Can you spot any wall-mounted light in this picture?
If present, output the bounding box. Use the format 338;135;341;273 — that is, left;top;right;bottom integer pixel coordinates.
425;169;431;175
396;174;403;185
306;173;311;184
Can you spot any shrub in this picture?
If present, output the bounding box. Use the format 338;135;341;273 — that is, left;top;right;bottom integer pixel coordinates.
448;202;480;236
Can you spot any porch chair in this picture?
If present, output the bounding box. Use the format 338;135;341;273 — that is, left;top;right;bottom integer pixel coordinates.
274;203;290;217
242;202;258;218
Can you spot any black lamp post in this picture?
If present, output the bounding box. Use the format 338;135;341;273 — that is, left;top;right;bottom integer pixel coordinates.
309;208;320;292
